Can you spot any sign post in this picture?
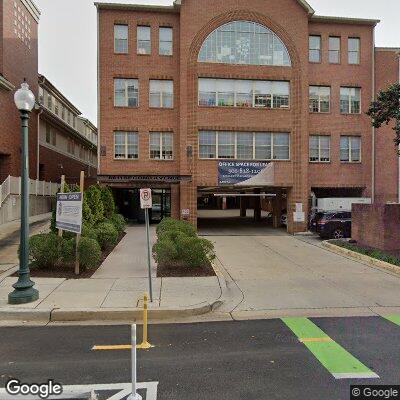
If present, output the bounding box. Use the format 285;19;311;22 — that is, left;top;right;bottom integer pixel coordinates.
140;188;153;302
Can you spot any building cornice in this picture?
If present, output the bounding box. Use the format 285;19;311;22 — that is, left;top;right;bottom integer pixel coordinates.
311;15;380;26
95;2;178;13
375;47;400;53
0;75;15;91
21;0;41;23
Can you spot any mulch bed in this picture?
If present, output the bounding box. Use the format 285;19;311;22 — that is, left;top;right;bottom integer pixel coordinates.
157;261;216;278
11;232;126;279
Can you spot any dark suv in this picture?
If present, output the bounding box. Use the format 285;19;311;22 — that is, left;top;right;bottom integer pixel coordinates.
311;211;352;239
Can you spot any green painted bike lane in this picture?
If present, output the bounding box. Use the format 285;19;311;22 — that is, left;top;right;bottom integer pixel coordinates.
282;317;379;380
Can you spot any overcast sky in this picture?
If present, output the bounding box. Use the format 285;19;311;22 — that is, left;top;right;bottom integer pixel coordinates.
34;0;400;125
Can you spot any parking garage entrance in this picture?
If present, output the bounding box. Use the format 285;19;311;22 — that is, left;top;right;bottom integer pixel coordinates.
197;187;288;235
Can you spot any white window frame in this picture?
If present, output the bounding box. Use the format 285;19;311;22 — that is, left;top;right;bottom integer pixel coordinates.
340;136;361;163
149;80;174;108
114;24;128;54
309;135;330;163
149;132;174;160
198;131;290;161
198;79;290;109
137;26;151;55
340;87;361;114
159;27;173;56
328;37;340;64
348;38;360;65
309;86;331;113
309;35;321;63
114;131;139;160
114;78;139;108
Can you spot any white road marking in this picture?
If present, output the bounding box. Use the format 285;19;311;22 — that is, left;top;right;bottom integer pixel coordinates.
332;372;379;379
0;382;158;400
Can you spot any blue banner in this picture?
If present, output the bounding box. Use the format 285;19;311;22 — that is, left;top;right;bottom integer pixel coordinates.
218;161;270;185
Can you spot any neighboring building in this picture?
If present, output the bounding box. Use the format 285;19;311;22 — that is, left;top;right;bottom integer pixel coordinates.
38;75;98;185
0;0;40;182
96;0;399;233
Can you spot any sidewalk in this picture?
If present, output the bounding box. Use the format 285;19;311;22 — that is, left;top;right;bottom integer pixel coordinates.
0;225;223;323
0;213;52;276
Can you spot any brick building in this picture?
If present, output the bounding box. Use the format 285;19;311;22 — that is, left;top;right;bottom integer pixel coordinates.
96;0;399;232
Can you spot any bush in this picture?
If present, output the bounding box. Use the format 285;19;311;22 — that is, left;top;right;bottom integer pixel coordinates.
60;237;76;264
109;213;126;234
29;233;62;268
85;185;104;225
99;185;116;218
78;237;101;269
96;222;119;250
82;223;98;242
156;217;196;237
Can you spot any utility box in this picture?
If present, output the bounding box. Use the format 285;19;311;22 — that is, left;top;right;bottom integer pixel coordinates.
316;198;371;212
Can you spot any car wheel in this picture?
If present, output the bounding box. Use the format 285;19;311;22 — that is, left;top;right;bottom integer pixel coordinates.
332;229;344;239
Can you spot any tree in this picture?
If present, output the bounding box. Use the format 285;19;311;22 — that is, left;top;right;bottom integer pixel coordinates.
367;83;400;150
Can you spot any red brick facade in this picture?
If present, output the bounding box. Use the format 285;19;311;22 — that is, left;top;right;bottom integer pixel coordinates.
97;0;399;233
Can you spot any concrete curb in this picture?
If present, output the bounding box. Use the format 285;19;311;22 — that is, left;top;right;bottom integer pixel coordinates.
322;241;400;275
0;301;220;323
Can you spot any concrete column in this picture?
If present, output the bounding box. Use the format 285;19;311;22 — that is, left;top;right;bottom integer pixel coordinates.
272;189;283;228
253;189;261;222
240;192;246;217
171;184;180;219
287;188;308;234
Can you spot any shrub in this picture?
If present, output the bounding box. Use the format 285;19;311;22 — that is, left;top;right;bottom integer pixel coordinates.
82;223;98;242
85;185;104;225
60;237;76;264
78;237;101;269
29;233;62;268
109;213;126;234
156;217;196;237
99;185;116;218
96;222;119;250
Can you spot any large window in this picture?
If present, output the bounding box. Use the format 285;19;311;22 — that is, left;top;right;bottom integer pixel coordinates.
329;37;340;64
198;21;291;66
309;86;330;113
137;26;151;55
114;24;128;53
159;27;173;56
45;124;56;146
149;132;173;160
340;87;361;114
340;136;361;162
309;35;321;63
149;80;173;108
114;131;139;159
348;38;360;65
309;135;330;162
114;79;139;107
198;78;290;109
198;131;290;160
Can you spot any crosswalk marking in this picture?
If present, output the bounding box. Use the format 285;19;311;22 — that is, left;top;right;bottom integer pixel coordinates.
383;315;400;327
282;317;379;380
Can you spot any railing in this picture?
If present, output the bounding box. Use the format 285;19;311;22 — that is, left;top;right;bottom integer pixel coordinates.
0;176;60;208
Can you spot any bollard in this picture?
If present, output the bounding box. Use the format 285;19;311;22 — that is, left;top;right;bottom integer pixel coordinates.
128;324;142;400
137;293;154;350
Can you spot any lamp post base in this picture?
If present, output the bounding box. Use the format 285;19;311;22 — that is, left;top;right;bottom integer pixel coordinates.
8;287;39;304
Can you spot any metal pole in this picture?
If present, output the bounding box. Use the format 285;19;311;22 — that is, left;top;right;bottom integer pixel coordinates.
8;111;39;304
145;208;153;302
129;324;142;400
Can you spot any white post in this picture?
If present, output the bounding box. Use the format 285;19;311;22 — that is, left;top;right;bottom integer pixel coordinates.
128;324;142;400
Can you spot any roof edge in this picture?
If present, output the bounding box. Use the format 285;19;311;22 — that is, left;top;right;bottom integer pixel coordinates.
311;15;380;26
375;47;400;52
94;2;178;13
0;75;15;91
22;0;41;23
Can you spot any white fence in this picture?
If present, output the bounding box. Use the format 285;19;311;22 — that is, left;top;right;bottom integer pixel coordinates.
0;176;60;208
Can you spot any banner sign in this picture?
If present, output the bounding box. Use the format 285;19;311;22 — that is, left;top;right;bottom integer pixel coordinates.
56;192;83;234
218;161;270;185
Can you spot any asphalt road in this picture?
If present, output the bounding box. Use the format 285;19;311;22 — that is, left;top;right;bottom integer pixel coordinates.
0;317;399;399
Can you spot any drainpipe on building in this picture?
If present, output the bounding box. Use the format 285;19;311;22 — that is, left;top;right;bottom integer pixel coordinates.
36;108;43;180
398;51;400;203
371;28;376;204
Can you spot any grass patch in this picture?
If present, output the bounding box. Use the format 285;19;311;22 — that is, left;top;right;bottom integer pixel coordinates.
330;240;400;267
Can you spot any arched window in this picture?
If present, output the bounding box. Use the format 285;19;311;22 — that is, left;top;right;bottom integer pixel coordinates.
198;21;291;66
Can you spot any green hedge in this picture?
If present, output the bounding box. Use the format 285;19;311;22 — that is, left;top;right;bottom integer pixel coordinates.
96;222;119;250
29;233;62;268
109;213;126;234
153;218;215;268
78;237;102;269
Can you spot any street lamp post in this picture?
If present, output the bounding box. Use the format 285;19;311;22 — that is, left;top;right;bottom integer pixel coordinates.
8;82;39;305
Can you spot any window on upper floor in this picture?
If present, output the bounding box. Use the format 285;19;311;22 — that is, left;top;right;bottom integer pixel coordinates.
340;87;361;114
61;106;65;120
198;21;291;66
329;37;340;64
309;86;330;113
198;78;290;109
54;99;59;115
149;132;173;160
159;27;173;56
309;135;330;162
348;38;360;65
340;136;361;162
114;78;139;107
47;93;52;110
198;131;290;160
309;35;321;63
149;80;173;108
38;87;44;104
114;131;139;159
114;24;128;53
137;26;151;55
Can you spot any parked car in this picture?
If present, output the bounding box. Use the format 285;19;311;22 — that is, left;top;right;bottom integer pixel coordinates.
280;212;287;226
313;211;352;239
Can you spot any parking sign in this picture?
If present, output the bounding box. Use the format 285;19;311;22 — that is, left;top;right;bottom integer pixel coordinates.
140;188;152;209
